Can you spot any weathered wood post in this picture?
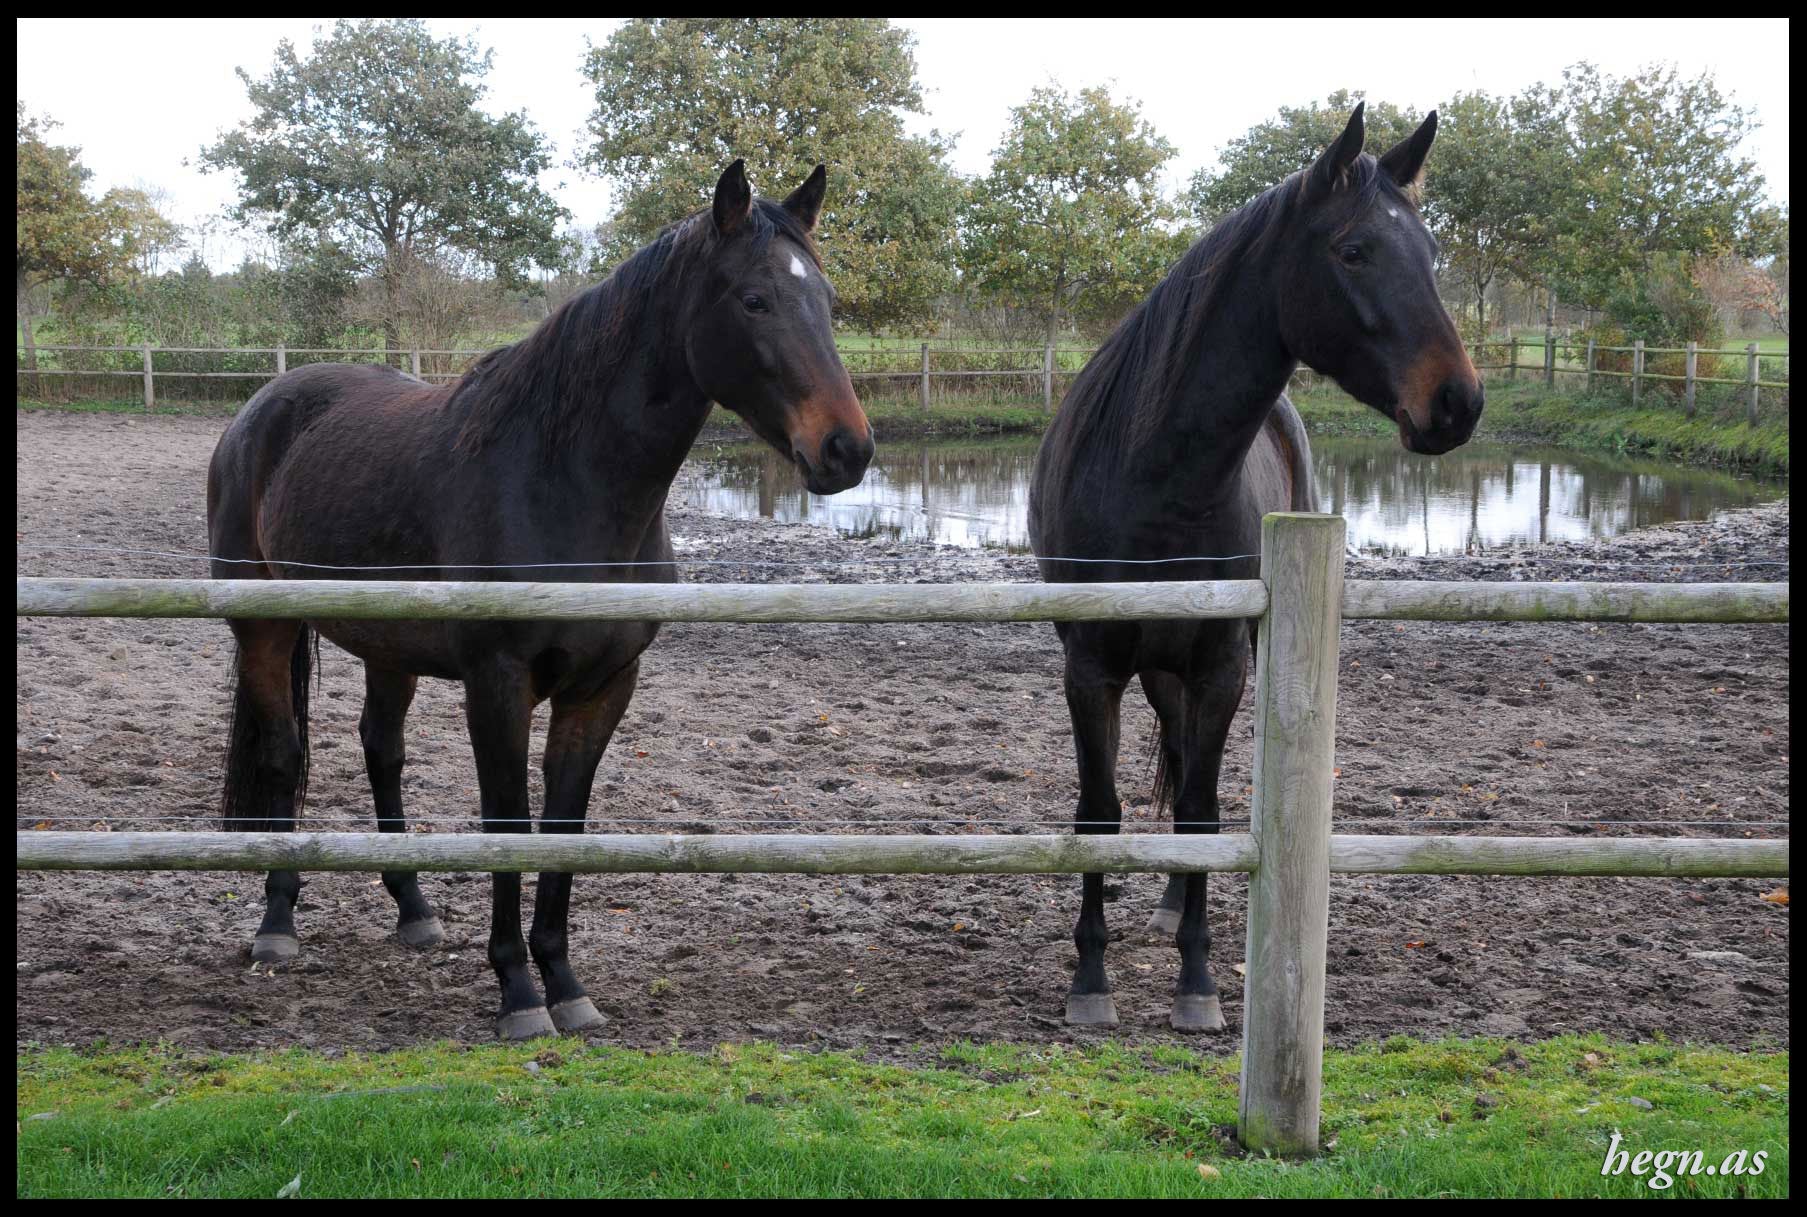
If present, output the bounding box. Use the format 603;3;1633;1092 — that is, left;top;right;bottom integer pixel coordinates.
1043;342;1055;412
1239;511;1344;1158
1585;337;1596;395
1746;343;1760;426
919;343;931;412
1632;340;1644;407
1506;327;1516;381
1544;326;1555;386
275;342;286;376
1684;342;1698;417
411;348;422;379
141;343;154;411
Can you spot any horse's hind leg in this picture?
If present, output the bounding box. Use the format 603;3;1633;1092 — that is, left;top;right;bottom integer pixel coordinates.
223;619;309;964
530;660;640;1035
359;666;443;948
1168;644;1249;1033
1140;671;1188;937
1062;644;1130;1027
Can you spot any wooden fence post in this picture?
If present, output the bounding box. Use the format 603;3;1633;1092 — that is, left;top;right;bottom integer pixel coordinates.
1746;343;1761;426
1632;340;1644;407
1043;342;1055;412
1506;328;1516;380
1684;342;1698;417
1239;511;1345;1158
141;343;154;411
276;342;286;376
410;348;422;379
919;343;931;411
1544;326;1555;386
1585;337;1596;396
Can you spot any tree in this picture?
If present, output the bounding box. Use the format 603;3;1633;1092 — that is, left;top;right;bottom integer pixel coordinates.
201;19;567;354
1185;89;1423;224
17;104;171;375
579;18;962;331
961;85;1190;345
1547;63;1772;315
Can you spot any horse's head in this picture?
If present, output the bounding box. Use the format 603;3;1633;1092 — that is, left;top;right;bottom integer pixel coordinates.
1275;104;1483;456
685;160;874;494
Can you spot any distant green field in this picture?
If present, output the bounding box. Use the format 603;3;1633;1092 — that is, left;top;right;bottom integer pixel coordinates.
16;1036;1788;1198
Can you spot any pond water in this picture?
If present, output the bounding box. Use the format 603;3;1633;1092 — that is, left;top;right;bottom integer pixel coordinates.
678;432;1787;556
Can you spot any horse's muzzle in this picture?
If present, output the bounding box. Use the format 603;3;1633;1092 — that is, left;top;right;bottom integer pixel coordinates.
796;425;874;495
1400;379;1484;455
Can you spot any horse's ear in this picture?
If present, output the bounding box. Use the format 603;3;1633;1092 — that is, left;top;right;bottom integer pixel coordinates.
782;164;828;232
713;159;752;237
1309;102;1366;195
1378;110;1437;195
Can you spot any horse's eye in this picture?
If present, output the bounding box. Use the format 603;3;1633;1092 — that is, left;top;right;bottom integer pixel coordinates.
742;294;768;313
1338;244;1366;266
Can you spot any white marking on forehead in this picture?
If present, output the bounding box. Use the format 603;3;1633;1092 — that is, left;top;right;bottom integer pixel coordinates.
789;254;808;280
1387;207;1399;218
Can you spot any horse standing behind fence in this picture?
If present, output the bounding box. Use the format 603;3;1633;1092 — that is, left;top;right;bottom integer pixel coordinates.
1029;104;1484;1031
207;162;874;1039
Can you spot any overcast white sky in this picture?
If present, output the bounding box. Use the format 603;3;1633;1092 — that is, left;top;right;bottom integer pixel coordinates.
17;18;1791;270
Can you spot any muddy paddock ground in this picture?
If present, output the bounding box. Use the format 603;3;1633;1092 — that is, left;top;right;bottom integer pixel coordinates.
16;411;1790;1056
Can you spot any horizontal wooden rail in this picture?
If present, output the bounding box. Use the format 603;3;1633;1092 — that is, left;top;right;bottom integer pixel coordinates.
18;577;1787;625
15;576;1270;623
14;831;1785;878
1341;580;1788;623
16;831;1260;875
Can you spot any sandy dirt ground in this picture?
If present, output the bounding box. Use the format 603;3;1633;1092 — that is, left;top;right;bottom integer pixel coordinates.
16;411;1790;1055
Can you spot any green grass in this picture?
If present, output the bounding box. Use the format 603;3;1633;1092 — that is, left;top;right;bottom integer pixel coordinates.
16;1036;1788;1198
1291;380;1790;474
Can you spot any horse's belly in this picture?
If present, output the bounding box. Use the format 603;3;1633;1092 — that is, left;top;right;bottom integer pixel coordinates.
312;619;462;679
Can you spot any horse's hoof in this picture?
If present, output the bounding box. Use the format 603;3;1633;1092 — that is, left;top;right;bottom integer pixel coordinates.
496;1007;557;1041
398;917;445;949
1170;994;1226;1033
1146;907;1181;937
549;997;606;1034
251;933;300;964
1065;993;1120;1028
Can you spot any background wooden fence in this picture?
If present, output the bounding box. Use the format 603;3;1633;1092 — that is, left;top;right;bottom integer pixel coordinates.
13;516;1792;1157
23;337;1788;417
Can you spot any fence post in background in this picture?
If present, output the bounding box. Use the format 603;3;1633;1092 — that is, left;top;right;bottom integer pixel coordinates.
276;342;286;376
1239;511;1344;1159
1043;342;1055;412
1684;342;1698;417
1506;328;1516;381
1632;340;1644;407
1544;326;1555;386
919;343;930;411
1585;337;1596;395
141;343;154;411
1746;343;1761;426
410;348;422;379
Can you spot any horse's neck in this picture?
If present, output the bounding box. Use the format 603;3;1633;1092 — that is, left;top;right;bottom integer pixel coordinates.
1140;276;1295;502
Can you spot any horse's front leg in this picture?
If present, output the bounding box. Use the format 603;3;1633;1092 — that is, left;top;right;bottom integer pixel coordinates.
531;660;640;1035
462;660;548;1040
1168;645;1248;1033
1062;645;1129;1027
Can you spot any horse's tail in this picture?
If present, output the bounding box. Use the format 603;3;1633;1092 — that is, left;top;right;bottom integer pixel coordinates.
1147;730;1176;819
221;626;316;831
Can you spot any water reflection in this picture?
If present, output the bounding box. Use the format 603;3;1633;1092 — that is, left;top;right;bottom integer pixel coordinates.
679;434;1785;556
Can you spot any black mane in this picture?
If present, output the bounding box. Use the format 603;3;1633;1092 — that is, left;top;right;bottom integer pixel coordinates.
452;198;819;456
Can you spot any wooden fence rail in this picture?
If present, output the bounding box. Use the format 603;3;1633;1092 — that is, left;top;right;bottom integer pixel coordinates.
25;337;1786;418
13;515;1791;1157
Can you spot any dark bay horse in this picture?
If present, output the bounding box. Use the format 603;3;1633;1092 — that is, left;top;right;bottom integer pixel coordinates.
1028;105;1483;1032
207;162;874;1039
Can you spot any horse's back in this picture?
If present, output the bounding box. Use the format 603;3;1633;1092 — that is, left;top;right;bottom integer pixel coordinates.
1249;392;1317;514
208;363;438;571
